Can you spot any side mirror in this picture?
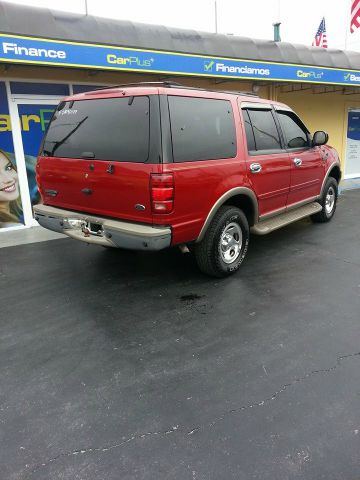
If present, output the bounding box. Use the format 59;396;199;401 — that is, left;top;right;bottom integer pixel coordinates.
312;131;328;147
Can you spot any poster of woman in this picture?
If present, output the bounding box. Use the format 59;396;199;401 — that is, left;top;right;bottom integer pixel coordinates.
0;81;23;229
0;149;22;227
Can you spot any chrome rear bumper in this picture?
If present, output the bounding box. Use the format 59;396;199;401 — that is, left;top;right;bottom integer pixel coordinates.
33;204;171;251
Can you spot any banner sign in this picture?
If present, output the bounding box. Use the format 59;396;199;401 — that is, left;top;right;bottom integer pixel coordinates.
1;33;360;87
345;110;360;177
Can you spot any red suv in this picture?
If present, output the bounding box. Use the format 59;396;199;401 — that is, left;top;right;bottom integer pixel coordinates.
34;82;341;277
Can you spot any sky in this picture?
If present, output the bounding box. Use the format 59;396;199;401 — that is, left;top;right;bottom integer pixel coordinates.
4;0;360;51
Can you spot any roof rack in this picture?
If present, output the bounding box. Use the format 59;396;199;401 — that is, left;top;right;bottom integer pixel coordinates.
93;81;182;90
89;81;258;97
214;89;259;97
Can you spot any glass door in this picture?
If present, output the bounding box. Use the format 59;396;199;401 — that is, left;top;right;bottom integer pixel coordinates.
15;99;58;226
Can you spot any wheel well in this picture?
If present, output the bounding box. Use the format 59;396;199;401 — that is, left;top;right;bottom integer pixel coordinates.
223;194;256;227
328;165;341;184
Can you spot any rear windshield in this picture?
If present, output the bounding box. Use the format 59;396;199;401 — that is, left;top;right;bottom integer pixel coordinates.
42;96;150;162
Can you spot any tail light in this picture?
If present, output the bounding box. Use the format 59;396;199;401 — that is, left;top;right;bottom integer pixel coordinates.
150;173;174;214
35;162;44;197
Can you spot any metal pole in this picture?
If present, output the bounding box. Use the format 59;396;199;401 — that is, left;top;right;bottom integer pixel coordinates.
277;0;281;23
345;0;350;49
215;0;218;34
85;0;88;15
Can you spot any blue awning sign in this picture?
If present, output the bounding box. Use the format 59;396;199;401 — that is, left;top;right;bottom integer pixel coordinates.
1;33;360;87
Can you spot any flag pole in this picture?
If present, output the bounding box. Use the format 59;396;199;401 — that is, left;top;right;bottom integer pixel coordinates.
277;0;281;23
345;0;350;49
85;0;88;16
214;1;218;34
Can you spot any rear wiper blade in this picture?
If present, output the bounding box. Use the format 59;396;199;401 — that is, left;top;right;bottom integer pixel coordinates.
50;116;88;156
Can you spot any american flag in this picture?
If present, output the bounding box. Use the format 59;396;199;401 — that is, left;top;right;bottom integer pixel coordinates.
351;0;360;33
312;17;328;48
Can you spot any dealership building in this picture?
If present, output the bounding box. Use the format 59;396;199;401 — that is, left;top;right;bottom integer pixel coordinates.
0;0;360;232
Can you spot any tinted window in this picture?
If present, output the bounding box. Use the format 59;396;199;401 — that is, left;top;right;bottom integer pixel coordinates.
247;109;281;151
168;96;236;162
10;82;69;96
277;110;310;149
242;109;256;151
43;96;150;162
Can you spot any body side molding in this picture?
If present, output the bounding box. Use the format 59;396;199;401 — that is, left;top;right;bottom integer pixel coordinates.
320;161;341;196
196;187;259;242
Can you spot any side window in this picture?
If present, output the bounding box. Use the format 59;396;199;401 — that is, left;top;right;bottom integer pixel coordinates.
277;110;310;149
168;96;236;162
246;109;281;152
242;109;256;152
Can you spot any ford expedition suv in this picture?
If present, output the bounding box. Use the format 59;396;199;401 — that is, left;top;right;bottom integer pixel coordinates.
34;82;341;277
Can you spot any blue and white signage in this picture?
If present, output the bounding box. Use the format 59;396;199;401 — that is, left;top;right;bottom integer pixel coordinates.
1;33;360;87
345;110;360;177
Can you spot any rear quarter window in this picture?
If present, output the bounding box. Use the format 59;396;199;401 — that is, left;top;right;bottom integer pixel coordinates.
168;96;236;162
42;96;150;162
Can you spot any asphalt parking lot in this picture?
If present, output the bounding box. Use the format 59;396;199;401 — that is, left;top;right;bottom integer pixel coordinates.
1;189;360;480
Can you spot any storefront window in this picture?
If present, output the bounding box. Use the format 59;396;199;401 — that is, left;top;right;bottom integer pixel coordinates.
10;82;69;96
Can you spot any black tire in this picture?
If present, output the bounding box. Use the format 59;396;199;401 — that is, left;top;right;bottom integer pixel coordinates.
311;177;338;223
193;206;250;278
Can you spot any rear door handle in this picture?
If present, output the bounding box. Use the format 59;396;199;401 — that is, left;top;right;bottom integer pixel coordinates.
250;163;262;173
81;188;92;195
293;158;302;167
